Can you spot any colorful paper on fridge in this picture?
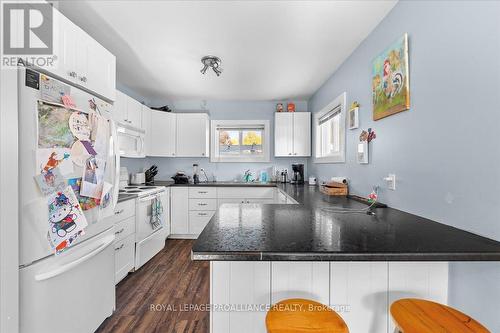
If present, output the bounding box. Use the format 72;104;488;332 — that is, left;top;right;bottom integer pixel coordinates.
37;101;75;148
80;157;106;199
68;112;91;141
34;167;66;196
36;148;73;175
47;186;88;253
40;75;70;104
68;177;100;211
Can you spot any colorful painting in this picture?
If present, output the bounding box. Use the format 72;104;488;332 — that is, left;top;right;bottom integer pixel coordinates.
372;33;410;120
37;100;76;148
47;186;88;253
68;177;100;211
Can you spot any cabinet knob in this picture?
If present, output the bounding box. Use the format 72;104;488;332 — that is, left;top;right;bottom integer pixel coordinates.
288;153;292;155
80;76;87;83
202;153;205;156
115;244;124;251
68;71;77;78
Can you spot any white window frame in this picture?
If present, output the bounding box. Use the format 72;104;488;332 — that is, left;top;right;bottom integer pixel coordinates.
314;92;346;163
210;120;270;163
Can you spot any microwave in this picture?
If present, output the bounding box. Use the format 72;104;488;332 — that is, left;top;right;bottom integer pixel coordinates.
116;122;146;158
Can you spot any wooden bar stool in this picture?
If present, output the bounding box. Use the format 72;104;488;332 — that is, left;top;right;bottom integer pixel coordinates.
391;298;490;333
266;298;349;333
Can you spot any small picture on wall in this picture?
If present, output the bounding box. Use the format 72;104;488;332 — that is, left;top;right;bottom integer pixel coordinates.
372;33;410;120
348;107;359;129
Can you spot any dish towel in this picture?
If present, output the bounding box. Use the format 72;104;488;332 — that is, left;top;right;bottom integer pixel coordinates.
150;197;163;230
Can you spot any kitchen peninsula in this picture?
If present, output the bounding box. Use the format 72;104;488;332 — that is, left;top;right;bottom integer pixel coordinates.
192;184;500;333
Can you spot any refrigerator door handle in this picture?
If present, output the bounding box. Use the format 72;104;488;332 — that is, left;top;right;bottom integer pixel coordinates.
110;119;121;210
34;234;115;281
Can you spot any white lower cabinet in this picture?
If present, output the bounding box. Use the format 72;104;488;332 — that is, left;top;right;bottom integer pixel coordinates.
114;234;135;284
171;187;189;235
111;200;136;284
210;261;449;333
189;211;214;235
211;261;271;333
171;186;293;239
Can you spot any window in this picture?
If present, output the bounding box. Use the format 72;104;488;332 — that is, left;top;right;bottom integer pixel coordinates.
314;92;346;163
211;120;270;162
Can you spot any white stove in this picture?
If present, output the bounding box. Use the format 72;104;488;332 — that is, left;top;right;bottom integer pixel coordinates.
119;185;165;197
119;185;170;269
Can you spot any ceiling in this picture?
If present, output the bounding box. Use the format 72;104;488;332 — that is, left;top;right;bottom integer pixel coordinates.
58;1;397;102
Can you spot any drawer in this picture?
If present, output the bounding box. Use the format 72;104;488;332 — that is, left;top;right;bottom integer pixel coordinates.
189;211;215;235
189;187;217;198
108;199;135;224
114;233;135;284
114;216;135;242
189;198;217;211
217;187;275;199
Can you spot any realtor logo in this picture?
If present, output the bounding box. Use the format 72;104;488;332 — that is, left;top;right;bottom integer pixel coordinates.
3;3;53;55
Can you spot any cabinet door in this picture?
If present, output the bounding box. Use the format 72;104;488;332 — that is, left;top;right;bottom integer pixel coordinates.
274;113;293;156
171;188;189;234
126;97;142;128
150;111;176;156
293;112;311;156
57;14;78;83
142;106;152;156
74;26;89;89
86;38;116;101
113;91;128;124
176;113;209;157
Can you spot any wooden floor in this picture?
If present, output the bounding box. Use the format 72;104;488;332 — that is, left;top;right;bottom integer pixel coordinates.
96;240;210;333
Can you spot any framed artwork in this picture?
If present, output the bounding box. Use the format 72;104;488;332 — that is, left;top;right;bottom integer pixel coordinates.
348;107;359;129
372;33;410;120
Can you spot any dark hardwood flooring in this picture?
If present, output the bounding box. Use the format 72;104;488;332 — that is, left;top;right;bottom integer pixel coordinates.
96;240;210;333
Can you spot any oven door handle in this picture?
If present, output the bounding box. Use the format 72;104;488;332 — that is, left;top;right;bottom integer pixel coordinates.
139;194;159;202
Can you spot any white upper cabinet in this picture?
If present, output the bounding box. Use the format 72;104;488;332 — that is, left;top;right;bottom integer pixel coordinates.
50;8;116;101
292;112;311;156
274;113;293;156
113;90;128;124
86;38;116;101
149;111;176;157
113;90;143;129
142;106;152;156
176;113;209;157
274;112;311;157
126;97;142;129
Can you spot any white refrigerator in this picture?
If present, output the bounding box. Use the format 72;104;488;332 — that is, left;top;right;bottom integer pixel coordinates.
18;67;120;333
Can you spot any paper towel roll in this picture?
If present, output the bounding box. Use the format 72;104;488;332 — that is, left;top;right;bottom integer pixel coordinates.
331;177;348;184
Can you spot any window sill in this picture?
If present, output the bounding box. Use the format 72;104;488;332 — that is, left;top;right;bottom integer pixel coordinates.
314;156;345;164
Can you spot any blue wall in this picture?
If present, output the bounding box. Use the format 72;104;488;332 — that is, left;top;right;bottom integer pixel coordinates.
307;1;500;330
121;100;309;181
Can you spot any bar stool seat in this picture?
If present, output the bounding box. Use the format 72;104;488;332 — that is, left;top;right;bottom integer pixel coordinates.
391;298;490;333
266;298;349;333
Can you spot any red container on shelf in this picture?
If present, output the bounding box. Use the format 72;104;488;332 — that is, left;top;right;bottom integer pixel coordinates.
287;103;295;112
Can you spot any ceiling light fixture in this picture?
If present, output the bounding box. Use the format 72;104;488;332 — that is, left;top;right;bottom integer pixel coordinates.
200;55;222;76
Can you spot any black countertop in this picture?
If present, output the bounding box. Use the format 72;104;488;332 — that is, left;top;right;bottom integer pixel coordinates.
150;180;277;187
192;183;500;261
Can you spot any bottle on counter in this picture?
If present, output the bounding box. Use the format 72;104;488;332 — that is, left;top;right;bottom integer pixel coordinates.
193;163;200;184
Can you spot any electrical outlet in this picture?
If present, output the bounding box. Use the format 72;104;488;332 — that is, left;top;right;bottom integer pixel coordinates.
384;174;396;190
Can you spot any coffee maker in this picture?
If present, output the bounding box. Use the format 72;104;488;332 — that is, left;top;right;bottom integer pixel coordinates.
291;163;304;185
